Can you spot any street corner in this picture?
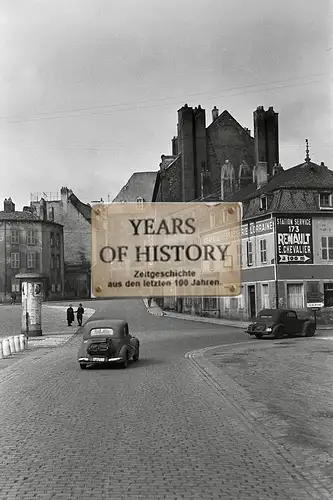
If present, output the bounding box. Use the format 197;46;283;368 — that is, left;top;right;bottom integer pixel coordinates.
142;297;165;316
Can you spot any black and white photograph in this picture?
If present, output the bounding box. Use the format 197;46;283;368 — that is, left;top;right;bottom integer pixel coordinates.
0;1;332;498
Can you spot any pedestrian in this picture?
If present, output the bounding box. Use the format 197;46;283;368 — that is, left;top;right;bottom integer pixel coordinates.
11;292;16;305
76;303;85;326
67;304;74;326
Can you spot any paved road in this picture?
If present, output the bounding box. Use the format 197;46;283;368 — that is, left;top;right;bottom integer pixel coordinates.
0;299;328;499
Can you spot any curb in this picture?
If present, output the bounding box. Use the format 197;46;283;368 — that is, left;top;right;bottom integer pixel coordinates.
142;298;165;317
164;310;248;328
185;342;333;499
163;310;333;332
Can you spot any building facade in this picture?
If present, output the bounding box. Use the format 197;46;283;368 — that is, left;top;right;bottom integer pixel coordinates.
0;197;65;303
182;158;333;324
149;103;333;324
152;104;278;203
30;187;91;299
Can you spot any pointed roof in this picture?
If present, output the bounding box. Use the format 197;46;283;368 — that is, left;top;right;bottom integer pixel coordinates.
68;193;91;222
207;109;253;137
113;171;158;202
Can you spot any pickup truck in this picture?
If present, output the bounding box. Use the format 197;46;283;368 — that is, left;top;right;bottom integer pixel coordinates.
246;308;316;339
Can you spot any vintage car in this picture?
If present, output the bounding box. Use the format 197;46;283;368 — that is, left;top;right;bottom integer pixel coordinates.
77;319;140;370
246;308;316;339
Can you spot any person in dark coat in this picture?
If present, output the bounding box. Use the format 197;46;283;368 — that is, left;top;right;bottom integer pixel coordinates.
76;303;85;326
67;305;74;326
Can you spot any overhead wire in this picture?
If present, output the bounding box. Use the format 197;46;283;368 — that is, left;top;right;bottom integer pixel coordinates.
0;72;327;125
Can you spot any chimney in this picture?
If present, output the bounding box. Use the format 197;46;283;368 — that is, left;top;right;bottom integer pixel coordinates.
253;106;279;177
23;206;33;212
4;197;15;213
171;136;178;156
255;162;268;189
212;106;219;122
39;198;47;221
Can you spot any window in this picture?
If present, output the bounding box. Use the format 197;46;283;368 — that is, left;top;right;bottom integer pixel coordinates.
56;234;60;248
261;284;269;308
286;311;297;318
238;293;245;309
287;284;304;309
11;230;19;244
49;207;54;221
321;236;333;260
50;232;54;247
203;297;217;309
324;283;333;307
236;243;242;268
27;230;36;245
11;279;20;293
247;241;253;266
51;284;56;292
56;255;60;269
57;284;62;292
260;239;267;263
319;193;332;208
27;252;36;269
260;196;267;211
51;255;55;270
11;252;20;268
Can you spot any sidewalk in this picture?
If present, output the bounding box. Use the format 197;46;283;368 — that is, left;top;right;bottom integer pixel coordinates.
0;304;95;371
144;300;333;332
27;304;95;348
192;337;333;496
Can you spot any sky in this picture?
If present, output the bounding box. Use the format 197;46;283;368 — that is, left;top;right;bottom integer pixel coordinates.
0;0;332;210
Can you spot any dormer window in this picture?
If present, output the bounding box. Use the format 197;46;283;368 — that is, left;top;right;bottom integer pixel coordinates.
319;192;333;208
260;196;267;211
136;197;144;203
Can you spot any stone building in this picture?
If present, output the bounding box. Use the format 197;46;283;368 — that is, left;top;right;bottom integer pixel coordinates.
150;103;333;324
113;171;158;203
196;154;333;324
152;104;278;203
0;197;64;303
30;188;91;299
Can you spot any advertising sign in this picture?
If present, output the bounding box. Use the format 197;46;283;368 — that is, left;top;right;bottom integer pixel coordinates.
203;217;274;245
91;202;242;298
276;216;313;264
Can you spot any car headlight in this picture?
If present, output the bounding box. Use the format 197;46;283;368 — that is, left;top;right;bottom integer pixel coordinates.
265;327;272;332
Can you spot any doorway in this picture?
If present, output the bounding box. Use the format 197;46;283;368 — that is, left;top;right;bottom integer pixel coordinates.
248;285;256;319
